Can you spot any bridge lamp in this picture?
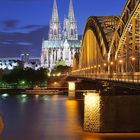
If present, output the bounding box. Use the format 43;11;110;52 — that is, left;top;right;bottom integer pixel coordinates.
110;62;114;65
119;60;123;64
131;57;136;61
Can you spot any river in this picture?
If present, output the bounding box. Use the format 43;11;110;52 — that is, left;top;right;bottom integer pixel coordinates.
0;94;140;140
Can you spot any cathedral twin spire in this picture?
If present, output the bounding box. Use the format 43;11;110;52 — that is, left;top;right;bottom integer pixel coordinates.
68;0;75;21
52;0;59;22
49;0;78;41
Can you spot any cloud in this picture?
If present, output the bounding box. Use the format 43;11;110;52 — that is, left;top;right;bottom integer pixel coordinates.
22;25;41;29
3;20;20;30
0;25;49;57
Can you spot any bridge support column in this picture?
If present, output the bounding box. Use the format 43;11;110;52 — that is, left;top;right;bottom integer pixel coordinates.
68;82;76;99
84;92;100;132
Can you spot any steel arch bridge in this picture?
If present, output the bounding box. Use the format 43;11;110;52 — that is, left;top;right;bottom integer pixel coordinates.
72;0;140;83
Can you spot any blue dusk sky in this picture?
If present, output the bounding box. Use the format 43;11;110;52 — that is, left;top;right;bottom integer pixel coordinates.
0;0;126;58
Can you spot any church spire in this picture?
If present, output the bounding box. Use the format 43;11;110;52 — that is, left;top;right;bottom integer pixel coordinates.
48;0;61;40
52;0;59;22
68;0;75;21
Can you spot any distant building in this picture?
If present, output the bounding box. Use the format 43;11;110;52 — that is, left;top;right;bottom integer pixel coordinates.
20;53;29;63
41;0;81;70
0;58;20;70
24;58;41;70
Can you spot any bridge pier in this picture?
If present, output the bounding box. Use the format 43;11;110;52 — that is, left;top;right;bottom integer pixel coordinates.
68;81;76;99
84;92;140;133
84;92;100;132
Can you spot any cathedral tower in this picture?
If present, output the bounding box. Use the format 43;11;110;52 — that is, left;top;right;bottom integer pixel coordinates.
48;0;61;40
63;0;78;40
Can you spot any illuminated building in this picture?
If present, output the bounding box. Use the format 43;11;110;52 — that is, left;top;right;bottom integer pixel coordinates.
41;0;81;70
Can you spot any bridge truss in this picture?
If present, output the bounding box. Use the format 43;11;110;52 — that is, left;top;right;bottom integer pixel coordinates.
72;0;140;83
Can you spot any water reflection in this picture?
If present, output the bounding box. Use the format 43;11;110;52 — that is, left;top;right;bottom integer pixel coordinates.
0;94;140;140
17;94;28;104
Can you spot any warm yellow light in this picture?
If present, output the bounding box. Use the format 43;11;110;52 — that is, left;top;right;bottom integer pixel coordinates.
54;82;57;85
119;60;123;64
94;66;97;68
68;82;75;98
84;92;100;132
104;63;107;67
110;62;114;65
68;82;75;91
98;65;101;68
131;57;136;61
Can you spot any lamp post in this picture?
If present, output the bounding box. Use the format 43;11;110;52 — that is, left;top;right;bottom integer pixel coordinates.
110;61;114;79
131;56;136;72
130;56;136;82
118;59;123;80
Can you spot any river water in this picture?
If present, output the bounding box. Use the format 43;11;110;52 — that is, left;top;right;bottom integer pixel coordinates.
0;94;140;140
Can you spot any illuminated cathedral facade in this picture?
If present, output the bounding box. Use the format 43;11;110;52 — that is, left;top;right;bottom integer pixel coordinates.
41;0;80;70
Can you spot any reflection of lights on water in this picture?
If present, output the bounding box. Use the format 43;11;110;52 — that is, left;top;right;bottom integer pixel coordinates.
17;94;28;103
84;92;100;132
35;95;39;100
1;93;9;98
21;94;27;98
42;95;49;101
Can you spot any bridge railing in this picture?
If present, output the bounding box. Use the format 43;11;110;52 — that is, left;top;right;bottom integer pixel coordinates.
71;71;140;84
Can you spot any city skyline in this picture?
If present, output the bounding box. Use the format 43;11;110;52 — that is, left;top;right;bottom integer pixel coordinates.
0;0;126;57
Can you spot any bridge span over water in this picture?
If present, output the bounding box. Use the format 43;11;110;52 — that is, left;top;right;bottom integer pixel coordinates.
72;0;140;84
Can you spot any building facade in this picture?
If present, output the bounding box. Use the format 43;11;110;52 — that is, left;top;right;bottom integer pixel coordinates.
41;0;80;70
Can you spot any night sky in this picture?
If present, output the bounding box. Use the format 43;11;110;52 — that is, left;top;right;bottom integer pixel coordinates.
0;0;126;58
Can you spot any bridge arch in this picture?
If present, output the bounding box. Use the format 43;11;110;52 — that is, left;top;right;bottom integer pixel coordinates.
79;17;108;74
109;0;140;73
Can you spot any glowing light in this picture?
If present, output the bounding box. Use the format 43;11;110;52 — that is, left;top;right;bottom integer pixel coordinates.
54;82;57;85
104;63;107;67
21;94;27;98
94;66;97;68
68;82;75;98
84;92;100;132
21;81;25;84
131;57;136;61
53;74;56;77
7;65;13;70
1;93;9;98
110;62;114;65
119;60;123;64
68;82;75;91
98;65;101;68
48;73;51;77
57;73;61;76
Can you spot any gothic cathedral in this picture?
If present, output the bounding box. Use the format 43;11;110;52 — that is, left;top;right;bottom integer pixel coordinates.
41;0;81;70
